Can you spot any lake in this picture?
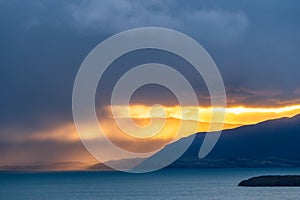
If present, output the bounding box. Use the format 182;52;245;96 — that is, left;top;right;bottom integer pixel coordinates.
1;168;300;199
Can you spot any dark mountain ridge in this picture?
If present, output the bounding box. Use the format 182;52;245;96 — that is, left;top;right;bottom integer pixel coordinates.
137;114;300;169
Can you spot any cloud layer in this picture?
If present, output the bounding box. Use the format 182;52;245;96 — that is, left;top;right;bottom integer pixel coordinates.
0;0;300;166
67;0;248;46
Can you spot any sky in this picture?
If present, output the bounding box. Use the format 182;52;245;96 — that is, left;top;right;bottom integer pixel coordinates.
1;0;300;167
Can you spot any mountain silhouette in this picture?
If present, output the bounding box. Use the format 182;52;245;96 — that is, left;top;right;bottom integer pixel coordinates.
137;114;300;169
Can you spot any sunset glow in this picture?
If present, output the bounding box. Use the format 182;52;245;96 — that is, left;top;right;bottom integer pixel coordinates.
12;103;297;163
109;104;300;133
19;104;300;145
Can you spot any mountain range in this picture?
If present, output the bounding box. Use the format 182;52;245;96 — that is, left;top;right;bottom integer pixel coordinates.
90;114;300;170
2;115;300;171
137;114;300;169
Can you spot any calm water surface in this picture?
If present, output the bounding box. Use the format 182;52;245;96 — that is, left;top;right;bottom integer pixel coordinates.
1;168;300;200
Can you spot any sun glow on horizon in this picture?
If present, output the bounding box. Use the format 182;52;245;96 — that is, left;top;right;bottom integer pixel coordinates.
21;104;300;144
9;103;300;164
110;104;300;126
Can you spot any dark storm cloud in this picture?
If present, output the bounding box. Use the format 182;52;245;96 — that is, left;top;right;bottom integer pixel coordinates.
67;0;248;45
0;0;104;129
0;0;300;142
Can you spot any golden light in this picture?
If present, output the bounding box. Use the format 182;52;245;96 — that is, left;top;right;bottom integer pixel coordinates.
110;104;300;132
16;103;300;164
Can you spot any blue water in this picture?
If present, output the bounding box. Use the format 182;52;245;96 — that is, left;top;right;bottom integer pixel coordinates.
1;168;300;200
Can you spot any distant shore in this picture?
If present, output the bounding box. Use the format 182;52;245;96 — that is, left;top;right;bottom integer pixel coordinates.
239;175;300;187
